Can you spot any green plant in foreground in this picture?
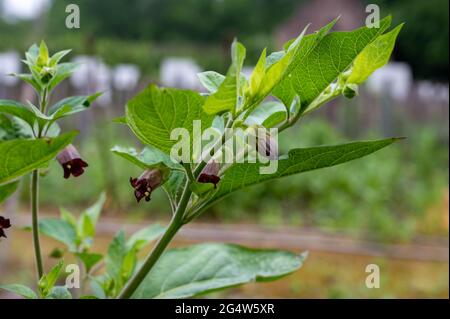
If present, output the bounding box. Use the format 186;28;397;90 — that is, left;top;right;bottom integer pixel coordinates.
0;16;403;299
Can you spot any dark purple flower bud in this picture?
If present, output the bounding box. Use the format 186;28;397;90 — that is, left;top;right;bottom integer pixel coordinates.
256;132;278;160
130;169;163;203
56;144;89;179
198;160;220;188
0;216;11;238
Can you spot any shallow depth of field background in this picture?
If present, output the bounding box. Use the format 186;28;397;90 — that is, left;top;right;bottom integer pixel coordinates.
0;0;448;298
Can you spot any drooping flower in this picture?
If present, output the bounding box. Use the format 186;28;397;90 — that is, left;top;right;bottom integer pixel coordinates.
0;216;11;238
130;169;163;203
56;144;89;179
256;131;278;160
198;160;220;188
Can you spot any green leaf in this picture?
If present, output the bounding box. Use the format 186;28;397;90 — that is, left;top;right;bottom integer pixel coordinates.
105;231;127;286
49;49;71;66
126;85;214;154
0;132;77;184
8;73;41;92
197;71;225;93
48;62;78;91
38;218;78;251
48;93;102;119
84;192;106;228
60;207;77;228
190;181;215;197
132;243;306;299
112;116;127;124
208;138;401;206
126;224;166;251
247;48;267;97
45;286;72;299
77;213;95;243
39;260;64;297
75;252;103;273
0;99;37;128
162;170;185;205
0;114;32;141
244;101;287;128
273;16;392;112
0;181;19;205
347;24;403;84
202;40;246;115
111;145;182;179
0;284;37;299
37;40;49;66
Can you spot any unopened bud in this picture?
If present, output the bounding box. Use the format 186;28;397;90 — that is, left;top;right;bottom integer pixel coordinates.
198;160;220;188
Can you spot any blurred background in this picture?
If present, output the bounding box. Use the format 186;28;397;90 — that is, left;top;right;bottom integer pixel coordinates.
0;0;448;298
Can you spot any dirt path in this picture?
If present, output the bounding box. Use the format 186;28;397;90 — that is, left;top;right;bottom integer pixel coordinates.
13;215;449;262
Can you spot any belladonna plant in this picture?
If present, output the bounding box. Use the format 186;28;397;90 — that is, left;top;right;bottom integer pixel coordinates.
0;41;100;298
0;16;403;299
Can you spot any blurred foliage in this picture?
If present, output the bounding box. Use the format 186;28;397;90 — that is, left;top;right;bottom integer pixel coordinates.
0;0;448;80
366;0;449;80
45;0;298;43
19;117;448;241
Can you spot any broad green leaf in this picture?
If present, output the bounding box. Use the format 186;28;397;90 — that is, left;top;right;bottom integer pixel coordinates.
75;252;103;273
202;40;246;115
45;286;72;299
0;99;37;128
126;224;166;251
79;295;99;299
347;24;403;84
0;284;37;299
126;85;214;154
0;181;19;205
197;71;225;93
273;16;392;111
242;20;336;119
48;93;102;119
38;218;77;251
207;138;401;206
39;260;64;297
111;145;182;179
132;243;306;299
0;131;77;184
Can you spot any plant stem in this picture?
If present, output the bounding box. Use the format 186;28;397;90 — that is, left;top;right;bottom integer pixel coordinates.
117;181;193;299
31;169;44;280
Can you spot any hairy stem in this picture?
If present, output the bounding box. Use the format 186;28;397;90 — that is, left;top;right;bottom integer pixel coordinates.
117;181;193;299
31;169;44;280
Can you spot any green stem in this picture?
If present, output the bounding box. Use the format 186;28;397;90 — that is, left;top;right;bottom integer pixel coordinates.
117;181;193;299
31;169;44;280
